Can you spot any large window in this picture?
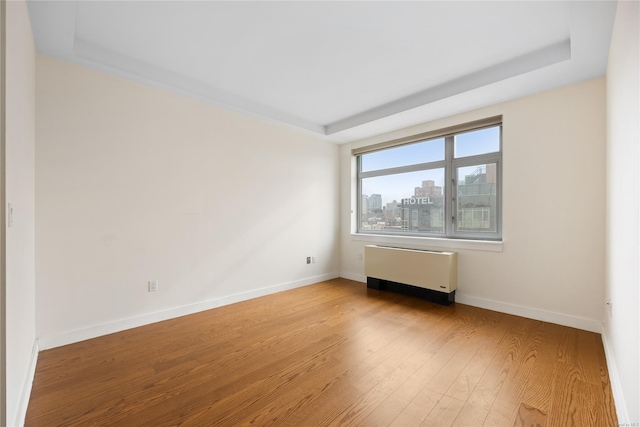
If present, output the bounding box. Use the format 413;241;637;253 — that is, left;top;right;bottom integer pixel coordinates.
355;117;502;241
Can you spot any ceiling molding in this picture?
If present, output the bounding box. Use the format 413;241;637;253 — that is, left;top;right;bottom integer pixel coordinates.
325;39;572;135
27;1;617;143
73;37;325;135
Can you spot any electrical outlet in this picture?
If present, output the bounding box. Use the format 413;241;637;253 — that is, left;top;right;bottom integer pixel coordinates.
306;257;311;264
149;280;159;292
357;253;363;261
606;298;612;317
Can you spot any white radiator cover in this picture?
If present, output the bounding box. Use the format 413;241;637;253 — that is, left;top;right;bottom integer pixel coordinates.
364;245;458;293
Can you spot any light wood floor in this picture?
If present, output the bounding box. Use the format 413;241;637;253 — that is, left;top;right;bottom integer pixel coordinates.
26;278;617;426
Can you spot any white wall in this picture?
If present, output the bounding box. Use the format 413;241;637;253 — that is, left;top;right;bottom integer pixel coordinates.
35;55;340;347
5;1;37;426
341;78;607;332
604;1;640;423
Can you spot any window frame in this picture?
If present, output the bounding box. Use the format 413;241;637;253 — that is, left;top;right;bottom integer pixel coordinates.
355;117;502;242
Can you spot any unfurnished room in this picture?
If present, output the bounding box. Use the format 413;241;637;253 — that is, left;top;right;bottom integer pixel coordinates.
2;1;639;426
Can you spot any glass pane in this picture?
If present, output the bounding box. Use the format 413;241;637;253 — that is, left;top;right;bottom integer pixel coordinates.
454;126;500;158
360;169;445;234
456;164;498;233
361;138;444;172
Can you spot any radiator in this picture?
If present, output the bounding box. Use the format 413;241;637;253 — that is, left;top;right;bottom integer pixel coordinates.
364;245;457;303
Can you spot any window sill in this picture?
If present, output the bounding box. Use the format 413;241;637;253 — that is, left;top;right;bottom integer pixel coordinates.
350;233;503;252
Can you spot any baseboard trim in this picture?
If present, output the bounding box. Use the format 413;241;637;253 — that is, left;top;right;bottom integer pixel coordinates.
339;274;601;333
601;326;630;424
14;339;39;427
456;294;602;333
38;297;221;350
339;272;366;283
217;273;339;307
38;272;339;350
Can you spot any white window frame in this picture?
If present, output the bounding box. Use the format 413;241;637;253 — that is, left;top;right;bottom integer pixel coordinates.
354;116;502;242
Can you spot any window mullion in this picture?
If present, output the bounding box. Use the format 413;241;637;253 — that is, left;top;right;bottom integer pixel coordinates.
357;156;362;232
358;160;447;180
445;136;454;238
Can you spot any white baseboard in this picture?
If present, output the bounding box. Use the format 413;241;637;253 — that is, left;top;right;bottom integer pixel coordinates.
14;339;39;427
456;293;602;333
340;271;366;283
601;326;630;424
38;297;222;350
217;272;339;306
38;272;339;350
338;273;601;333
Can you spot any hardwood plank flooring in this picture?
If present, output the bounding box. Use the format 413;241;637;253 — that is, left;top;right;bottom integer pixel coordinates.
25;278;617;426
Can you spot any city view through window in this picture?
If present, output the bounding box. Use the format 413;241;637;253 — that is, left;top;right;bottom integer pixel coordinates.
359;125;500;238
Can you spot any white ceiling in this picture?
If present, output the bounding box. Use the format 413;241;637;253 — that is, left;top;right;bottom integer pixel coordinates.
27;1;617;143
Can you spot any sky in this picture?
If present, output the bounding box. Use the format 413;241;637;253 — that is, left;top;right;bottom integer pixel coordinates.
361;126;499;205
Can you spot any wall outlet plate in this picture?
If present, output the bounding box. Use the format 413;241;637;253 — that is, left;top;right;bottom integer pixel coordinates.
149;280;159;292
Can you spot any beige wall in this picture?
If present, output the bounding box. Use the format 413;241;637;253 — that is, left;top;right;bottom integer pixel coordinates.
341;78;606;331
5;0;37;425
35;55;340;345
604;1;640;423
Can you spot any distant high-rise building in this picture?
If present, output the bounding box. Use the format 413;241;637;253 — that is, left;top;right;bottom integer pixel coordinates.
361;194;369;214
414;180;442;197
457;165;497;230
368;194;382;211
399;180;445;233
384;200;402;224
